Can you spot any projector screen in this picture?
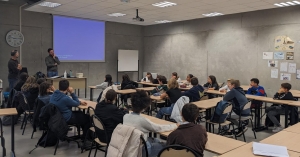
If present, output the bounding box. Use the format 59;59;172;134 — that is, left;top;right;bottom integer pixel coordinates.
53;16;105;62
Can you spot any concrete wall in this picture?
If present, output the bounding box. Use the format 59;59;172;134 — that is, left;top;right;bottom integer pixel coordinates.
143;6;300;96
0;3;143;91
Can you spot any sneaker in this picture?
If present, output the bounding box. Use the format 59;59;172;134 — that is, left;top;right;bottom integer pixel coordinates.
272;126;283;133
236;127;248;137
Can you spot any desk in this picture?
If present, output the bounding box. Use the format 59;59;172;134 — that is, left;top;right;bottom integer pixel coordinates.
0;108;18;157
116;87;155;94
241;85;250;91
78;99;96;109
89;86;96;101
260;131;300;153
46;77;87;98
136;82;161;87
218;142;300;157
284;123;300;134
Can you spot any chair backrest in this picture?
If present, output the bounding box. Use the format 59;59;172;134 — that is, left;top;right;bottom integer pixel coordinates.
222;104;232;114
88;106;95;117
243;101;252;110
140;135;148;157
92;114;105;131
219;82;225;88
158;145;199;157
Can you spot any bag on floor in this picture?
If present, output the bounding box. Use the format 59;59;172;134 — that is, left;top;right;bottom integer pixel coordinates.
2;115;18;126
38;130;58;147
211;100;230;123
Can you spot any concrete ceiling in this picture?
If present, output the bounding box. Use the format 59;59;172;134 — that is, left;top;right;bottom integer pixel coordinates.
0;0;27;5
24;0;289;25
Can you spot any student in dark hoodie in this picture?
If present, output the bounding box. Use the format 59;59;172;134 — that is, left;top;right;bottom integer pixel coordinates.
95;89;128;143
266;83;294;133
182;77;204;102
21;76;39;108
151;75;168;95
49;80;89;139
223;79;249;136
38;82;55;105
167;103;207;157
14;72;28;91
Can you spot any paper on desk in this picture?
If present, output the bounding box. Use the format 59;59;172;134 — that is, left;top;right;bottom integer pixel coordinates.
253;142;289;157
50;76;60;78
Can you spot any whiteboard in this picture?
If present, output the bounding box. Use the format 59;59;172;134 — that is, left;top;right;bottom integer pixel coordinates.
118;50;139;72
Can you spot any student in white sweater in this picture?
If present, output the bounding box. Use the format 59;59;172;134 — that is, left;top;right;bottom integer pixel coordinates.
219;79;233;92
123;90;177;157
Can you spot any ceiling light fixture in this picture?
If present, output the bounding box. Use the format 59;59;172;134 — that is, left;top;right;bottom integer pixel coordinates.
108;13;126;17
152;1;177;8
38;2;61;8
274;1;300;7
155;20;172;23
203;12;224;17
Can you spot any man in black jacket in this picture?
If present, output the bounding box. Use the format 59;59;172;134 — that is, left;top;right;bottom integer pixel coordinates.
45;48;60;77
8;50;22;90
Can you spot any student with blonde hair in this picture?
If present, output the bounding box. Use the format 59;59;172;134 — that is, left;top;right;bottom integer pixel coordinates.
156;78;181;119
219;79;233;92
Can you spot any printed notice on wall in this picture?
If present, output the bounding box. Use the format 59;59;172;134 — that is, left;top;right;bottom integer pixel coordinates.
286;52;294;60
280;73;291;81
271;69;278;78
274;52;285;59
280;62;288;72
297;70;300;79
268;60;278;67
263;52;273;59
288;63;296;73
275;36;295;51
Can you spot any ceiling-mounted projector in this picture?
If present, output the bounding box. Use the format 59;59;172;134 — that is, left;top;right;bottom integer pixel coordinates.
133;9;144;22
120;0;130;2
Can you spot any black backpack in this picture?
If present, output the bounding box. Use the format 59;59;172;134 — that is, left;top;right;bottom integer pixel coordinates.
211;100;231;123
34;71;46;81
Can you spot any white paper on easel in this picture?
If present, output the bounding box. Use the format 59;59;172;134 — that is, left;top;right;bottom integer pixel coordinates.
280;62;288;72
288;63;296;73
271;69;278;78
253;142;289;157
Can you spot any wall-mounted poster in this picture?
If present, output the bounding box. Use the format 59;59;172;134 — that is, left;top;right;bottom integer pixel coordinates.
275;36;295;51
286;52;294;60
268;60;278;67
274;52;285;60
280;73;291;81
263;52;273;60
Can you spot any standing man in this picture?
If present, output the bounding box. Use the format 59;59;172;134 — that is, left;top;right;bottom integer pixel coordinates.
8;50;22;90
45;48;60;77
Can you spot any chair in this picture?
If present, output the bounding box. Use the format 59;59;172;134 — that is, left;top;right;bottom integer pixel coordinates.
206;104;233;134
140;135;149;157
81;106;96;153
88;115;108;157
229;101;257;142
219;82;225;88
0;118;6;157
20;93;34;135
157;145;199;157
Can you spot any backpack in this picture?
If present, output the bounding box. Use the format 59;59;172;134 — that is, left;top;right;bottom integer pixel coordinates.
211;100;231;123
34;71;46;81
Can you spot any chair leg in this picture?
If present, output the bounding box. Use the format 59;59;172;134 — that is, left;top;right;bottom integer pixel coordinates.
20;113;27;129
22;114;29;135
31;130;34;139
250;119;257;139
94;144;98;157
231;124;237;140
81;129;90;153
212;124;215;133
54;139;59;155
88;141;94;157
43;132;49;148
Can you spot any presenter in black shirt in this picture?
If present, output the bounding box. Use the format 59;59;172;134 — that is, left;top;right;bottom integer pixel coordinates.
45;48;60;77
8;50;22;90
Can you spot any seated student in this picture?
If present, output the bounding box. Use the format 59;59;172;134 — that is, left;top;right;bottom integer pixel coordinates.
152;75;161;84
171;72;181;83
38;82;55;105
151;75;168;95
266;83;294;132
167;103;207;157
95;89;128;143
123;90;177;157
141;72;154;83
36;78;46;85
182;77;204;102
203;75;220;99
184;74;193;86
96;74;113;90
223;79;250;136
99;84;119;103
14;72;28;91
121;74;137;104
156;78;182;119
219;79;233;92
247;78;266;108
50;80;89;139
21;76;40;108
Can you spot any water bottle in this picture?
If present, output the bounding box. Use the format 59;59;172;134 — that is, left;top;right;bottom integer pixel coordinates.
69;70;72;77
64;70;67;78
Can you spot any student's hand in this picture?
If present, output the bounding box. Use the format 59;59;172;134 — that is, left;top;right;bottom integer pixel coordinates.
53;54;56;59
17;64;22;70
176;123;180;127
50;85;55;91
67;87;74;94
80;101;87;106
54;63;57;66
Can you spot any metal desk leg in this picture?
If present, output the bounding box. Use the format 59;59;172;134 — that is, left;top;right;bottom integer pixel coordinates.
0;118;6;157
78;89;80;97
205;109;211;132
285;105;289;128
11;115;16;157
90;88;93;101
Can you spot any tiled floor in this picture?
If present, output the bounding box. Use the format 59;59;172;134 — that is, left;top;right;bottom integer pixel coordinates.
0;90;279;157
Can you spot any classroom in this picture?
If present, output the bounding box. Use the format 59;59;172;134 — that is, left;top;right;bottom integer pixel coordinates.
0;0;300;157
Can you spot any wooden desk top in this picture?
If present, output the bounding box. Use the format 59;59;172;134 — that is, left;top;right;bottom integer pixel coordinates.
89;86;96;89
78;99;97;109
218;142;300;157
136;82;161;87
284;123;300;134
260;131;300;153
150;95;163;101
241;85;250;91
206;90;226;96
192;97;223;109
116;87;155;94
0;108;18;116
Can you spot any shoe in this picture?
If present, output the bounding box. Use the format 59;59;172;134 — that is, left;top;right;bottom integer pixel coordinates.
236;127;248;137
224;131;234;138
272;126;283;133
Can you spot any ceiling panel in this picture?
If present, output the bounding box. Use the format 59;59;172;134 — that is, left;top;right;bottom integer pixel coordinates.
23;0;293;25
